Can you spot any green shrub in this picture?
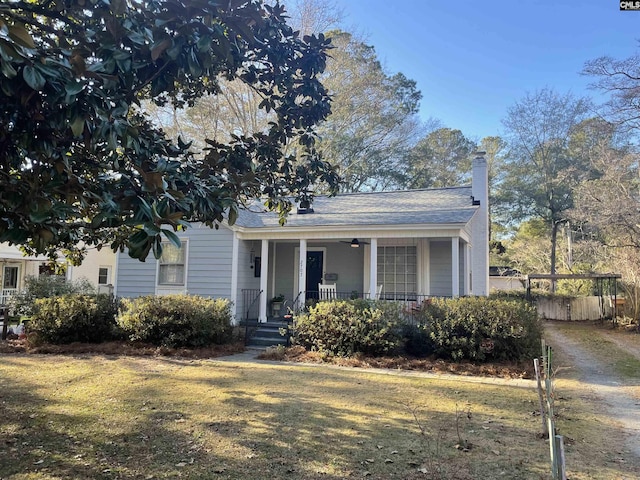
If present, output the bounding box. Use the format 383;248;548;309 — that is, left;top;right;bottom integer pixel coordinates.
10;275;96;317
403;323;435;357
293;300;403;356
117;295;233;347
28;294;119;344
414;297;541;362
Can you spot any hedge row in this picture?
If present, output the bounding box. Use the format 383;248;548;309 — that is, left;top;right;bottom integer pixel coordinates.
293;297;541;363
27;294;233;347
410;297;541;362
29;294;119;344
118;295;232;347
24;290;541;363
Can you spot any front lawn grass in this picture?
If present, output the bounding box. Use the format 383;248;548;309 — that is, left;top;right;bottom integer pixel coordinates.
0;353;627;479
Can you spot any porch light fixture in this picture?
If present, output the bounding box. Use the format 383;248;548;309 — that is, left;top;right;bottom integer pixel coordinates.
341;238;369;247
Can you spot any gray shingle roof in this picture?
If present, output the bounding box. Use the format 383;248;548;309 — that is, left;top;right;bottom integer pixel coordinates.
236;186;478;229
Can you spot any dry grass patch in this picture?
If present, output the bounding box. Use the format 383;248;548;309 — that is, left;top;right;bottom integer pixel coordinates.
0;347;633;479
0;353;550;479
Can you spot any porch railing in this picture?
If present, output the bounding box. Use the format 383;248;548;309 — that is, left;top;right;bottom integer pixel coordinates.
240;289;450;329
302;291;447;325
241;289;262;345
0;288;18;306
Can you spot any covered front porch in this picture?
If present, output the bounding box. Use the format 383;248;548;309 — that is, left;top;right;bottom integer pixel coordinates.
238;230;473;323
0;252;49;305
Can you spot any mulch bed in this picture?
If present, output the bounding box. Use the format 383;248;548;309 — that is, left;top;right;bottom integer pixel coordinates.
0;338;245;358
258;345;534;379
0;339;533;379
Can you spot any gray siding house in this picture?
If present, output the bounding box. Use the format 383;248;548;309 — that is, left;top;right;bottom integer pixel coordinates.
115;154;490;323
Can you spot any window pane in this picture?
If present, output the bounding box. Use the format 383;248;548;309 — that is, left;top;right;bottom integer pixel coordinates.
160;243;184;264
3;267;18;289
376;245;417;297
98;267;109;285
158;242;186;286
159;265;185;285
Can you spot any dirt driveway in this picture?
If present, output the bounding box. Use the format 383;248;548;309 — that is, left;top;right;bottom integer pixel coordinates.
544;321;640;478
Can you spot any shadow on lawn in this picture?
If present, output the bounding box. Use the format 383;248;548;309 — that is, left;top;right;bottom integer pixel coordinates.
0;357;247;479
0;355;549;480
191;364;549;480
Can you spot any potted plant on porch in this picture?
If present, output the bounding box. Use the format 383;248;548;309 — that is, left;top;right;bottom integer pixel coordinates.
270;294;285;317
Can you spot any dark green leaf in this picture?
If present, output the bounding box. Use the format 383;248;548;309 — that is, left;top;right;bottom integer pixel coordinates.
65;81;84;95
70;117;84;137
8;23;35;49
161;229;182;249
22;65;46;90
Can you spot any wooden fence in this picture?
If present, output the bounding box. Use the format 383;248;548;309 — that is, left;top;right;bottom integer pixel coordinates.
535;296;614;321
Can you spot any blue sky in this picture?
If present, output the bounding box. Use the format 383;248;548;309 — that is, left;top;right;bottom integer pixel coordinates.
334;0;640;141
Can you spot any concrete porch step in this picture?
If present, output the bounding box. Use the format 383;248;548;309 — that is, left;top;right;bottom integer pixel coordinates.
247;336;288;348
245;319;291;348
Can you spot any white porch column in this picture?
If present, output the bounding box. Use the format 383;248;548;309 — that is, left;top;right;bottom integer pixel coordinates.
369;238;378;299
465;243;471;295
230;233;239;323
298;239;307;310
259;239;269;322
451;237;460;297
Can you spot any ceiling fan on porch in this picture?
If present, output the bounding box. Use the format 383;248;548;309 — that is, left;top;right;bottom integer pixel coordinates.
340;238;370;248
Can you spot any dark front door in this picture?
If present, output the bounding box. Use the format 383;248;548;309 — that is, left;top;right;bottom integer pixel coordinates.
305;251;324;299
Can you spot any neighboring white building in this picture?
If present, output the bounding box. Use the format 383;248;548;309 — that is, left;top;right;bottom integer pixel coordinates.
0;244;117;304
489;266;525;292
67;247;117;294
115;153;491;324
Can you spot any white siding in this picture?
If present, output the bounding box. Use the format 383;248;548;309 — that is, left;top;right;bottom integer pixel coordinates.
237;240;260;292
274;243;296;301
325;242;364;295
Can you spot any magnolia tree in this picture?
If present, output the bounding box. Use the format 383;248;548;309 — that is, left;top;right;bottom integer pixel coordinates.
0;0;339;262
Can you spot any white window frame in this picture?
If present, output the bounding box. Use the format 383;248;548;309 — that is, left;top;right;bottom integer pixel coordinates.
156;240;188;295
2;264;20;289
98;266;111;285
1;264;20;305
